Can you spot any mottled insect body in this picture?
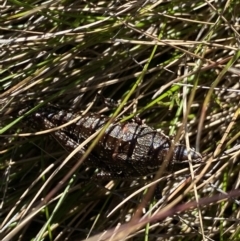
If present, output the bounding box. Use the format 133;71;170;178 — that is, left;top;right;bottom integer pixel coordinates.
29;107;202;178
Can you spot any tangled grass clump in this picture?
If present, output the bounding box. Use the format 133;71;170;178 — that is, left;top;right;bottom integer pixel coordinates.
0;1;240;240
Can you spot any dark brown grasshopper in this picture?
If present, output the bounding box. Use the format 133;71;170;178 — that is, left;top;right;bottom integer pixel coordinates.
24;106;202;179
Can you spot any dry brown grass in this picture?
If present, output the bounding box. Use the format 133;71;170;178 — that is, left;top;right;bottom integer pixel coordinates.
1;1;240;240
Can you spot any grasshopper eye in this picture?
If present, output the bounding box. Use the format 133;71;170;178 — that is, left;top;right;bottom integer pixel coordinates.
174;145;202;163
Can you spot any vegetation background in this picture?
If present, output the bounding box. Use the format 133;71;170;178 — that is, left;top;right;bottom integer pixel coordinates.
1;0;240;240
